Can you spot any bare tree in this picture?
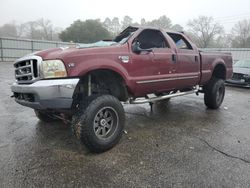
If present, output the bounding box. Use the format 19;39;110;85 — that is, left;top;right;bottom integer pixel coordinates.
171;24;183;32
36;18;53;40
102;17;121;37
187;16;224;48
0;22;19;38
140;16;181;31
213;35;231;48
111;17;121;36
140;18;147;26
0;19;60;41
121;16;133;30
52;27;63;41
23;21;37;39
147;15;172;29
16;23;29;38
231;19;250;48
103;17;112;32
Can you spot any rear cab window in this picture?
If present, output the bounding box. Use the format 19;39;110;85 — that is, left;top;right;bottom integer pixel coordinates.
167;32;193;50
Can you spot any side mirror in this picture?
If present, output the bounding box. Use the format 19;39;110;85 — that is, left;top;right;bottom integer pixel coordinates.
132;41;141;54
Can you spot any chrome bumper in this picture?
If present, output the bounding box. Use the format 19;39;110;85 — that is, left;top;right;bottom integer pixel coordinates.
11;78;79;110
226;79;250;87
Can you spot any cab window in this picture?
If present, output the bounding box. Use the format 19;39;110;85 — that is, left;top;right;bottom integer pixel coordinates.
167;33;193;50
134;29;169;49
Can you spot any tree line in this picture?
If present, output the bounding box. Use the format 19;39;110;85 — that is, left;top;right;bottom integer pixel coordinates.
0;18;61;41
0;15;250;48
59;15;184;43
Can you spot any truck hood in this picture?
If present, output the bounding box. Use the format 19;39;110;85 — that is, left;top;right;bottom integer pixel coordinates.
233;67;250;75
35;44;125;61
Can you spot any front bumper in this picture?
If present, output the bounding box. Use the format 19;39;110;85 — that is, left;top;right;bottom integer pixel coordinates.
226;79;250;87
11;78;79;110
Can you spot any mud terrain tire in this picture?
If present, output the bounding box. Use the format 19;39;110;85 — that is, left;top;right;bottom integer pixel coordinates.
204;78;225;109
73;95;125;153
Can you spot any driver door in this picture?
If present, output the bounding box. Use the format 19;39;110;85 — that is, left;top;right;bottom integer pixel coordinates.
130;29;177;96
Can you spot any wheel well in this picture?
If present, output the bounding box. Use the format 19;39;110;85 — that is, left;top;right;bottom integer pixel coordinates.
74;69;128;102
212;64;226;80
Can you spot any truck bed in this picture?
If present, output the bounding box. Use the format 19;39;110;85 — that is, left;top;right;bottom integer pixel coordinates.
199;51;233;85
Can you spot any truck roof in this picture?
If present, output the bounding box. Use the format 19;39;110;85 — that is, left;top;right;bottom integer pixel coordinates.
124;26;184;35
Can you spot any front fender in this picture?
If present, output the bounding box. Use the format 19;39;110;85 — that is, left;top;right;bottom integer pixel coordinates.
67;58;134;89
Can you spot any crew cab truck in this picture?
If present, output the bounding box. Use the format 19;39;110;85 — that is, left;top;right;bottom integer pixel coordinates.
11;26;233;153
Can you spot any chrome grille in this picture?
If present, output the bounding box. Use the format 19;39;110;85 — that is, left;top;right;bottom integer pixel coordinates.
14;56;41;84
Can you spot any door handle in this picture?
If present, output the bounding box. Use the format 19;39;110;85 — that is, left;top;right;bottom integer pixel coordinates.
195;56;198;62
172;54;177;63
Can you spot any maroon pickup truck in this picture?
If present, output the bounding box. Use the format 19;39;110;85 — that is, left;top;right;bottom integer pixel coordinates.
11;26;233;153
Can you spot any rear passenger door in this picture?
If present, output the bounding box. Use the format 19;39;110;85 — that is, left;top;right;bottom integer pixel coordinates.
167;33;200;88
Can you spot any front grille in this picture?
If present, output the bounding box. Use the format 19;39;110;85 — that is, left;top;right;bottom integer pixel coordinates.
232;73;244;80
14;58;39;84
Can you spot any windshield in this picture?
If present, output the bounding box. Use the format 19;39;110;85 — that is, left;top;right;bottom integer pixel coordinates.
77;27;138;49
234;60;250;68
114;26;138;43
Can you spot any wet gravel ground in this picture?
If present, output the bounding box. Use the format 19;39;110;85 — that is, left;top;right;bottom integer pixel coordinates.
1;61;250;188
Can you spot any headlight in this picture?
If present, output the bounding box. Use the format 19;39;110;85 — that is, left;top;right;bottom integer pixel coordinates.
243;74;250;82
40;60;67;78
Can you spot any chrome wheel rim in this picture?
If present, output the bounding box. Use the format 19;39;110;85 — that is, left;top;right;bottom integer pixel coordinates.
93;107;118;139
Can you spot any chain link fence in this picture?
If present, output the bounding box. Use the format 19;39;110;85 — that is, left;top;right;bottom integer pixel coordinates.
0;37;76;62
1;37;250;62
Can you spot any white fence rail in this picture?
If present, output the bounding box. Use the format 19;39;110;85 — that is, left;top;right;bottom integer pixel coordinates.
0;37;76;62
0;37;250;62
202;48;250;62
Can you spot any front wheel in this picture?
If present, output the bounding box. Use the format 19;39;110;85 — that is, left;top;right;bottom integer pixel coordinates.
204;78;225;109
72;95;125;153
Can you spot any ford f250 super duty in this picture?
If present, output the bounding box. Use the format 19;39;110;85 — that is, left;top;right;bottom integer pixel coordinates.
11;26;233;153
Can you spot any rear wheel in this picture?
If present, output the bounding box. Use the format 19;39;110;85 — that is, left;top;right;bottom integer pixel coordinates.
72;95;125;153
204;78;225;109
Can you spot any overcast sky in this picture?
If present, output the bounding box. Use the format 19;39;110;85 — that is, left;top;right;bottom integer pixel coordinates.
1;0;250;33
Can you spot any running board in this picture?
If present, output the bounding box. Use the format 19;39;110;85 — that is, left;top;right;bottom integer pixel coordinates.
129;86;199;104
